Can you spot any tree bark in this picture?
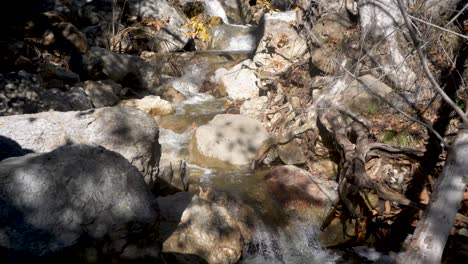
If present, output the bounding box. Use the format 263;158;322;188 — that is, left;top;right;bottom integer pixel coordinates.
401;130;468;264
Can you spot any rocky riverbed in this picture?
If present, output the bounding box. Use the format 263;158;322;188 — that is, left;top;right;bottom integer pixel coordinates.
2;0;468;263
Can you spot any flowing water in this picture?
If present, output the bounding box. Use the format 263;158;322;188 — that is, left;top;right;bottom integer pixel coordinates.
154;4;370;263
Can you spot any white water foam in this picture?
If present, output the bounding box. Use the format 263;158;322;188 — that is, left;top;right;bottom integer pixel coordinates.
242;220;340;264
203;0;230;24
159;128;192;155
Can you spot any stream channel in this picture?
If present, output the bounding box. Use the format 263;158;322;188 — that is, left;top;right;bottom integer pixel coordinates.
153;2;378;263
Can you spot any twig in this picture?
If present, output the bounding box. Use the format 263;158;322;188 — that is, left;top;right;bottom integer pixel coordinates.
408;15;468;40
330;57;448;147
397;0;468;124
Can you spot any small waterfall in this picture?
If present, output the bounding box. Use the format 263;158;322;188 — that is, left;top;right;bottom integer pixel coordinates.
242;221;340;264
203;0;230;24
166;63;214;104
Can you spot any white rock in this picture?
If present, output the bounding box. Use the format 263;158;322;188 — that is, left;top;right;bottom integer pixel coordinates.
240;96;268;120
213;60;259;100
190;114;270;167
119;95;175;116
254;11;308;76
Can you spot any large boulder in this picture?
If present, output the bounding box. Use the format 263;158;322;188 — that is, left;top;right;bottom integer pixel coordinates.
190;114;270;167
158;192;243;264
253;11;308;77
127;0;189;52
213;60;260;100
265;165;338;224
0;106;160;184
73;47;160;91
0;144;161;261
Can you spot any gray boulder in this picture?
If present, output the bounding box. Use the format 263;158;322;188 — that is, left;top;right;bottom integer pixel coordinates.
127;0;189;52
0;144;160;260
40;87;93;111
0;106;160;184
75;47;160;91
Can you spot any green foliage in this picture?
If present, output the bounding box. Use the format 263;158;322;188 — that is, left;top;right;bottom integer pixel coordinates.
455;97;465;111
383;130;418;147
367;102;379;115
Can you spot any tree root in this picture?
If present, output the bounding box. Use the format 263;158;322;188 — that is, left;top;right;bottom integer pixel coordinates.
320;110;426;220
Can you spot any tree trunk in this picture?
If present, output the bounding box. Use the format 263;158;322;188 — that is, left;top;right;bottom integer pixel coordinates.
401;130;468;264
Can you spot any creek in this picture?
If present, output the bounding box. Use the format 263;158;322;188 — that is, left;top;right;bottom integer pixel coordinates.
154;1;377;263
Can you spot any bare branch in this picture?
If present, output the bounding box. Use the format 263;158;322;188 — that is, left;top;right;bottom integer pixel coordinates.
330;57;448;148
408;14;468;40
397;0;468;124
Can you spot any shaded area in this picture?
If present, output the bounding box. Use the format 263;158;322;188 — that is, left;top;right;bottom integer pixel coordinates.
0;135;33;161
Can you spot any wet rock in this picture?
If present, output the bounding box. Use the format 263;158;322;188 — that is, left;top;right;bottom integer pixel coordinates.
265;165;338;224
127;0;189;52
320;217;356;247
158;192;243;264
240;96;268;120
75;46;160;91
82;80;121;108
213;59;259;100
41;87;93;111
0;106;160;185
190;114;270;167
277;139;307;165
345;74;393;114
120;95;175;117
197;185;256;243
0;144;161;261
156;86;186;103
254;11;308;76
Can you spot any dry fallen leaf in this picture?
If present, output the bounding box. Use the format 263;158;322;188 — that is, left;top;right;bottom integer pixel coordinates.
420;187;430;205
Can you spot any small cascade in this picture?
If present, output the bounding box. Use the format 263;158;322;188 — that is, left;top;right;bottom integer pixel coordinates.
203;0;230;24
242;221;340;264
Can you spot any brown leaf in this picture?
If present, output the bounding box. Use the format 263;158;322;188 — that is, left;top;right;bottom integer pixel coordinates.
420;188;430;205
